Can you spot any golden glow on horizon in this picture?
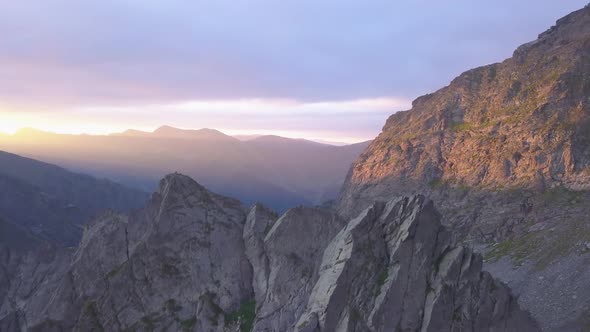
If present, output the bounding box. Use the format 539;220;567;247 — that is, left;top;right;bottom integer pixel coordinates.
0;112;133;136
0;125;369;144
0;96;410;142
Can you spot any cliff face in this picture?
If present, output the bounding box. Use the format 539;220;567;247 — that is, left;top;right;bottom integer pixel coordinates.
0;174;537;331
295;197;536;332
339;5;590;229
0;174;253;331
336;5;590;331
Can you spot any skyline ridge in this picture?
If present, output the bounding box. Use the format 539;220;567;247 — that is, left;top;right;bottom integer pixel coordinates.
2;124;371;145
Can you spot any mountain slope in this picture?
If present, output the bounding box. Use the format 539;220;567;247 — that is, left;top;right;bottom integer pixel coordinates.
338;5;590;331
0;150;148;246
117;125;240;142
0;173;538;331
0;128;369;211
340;5;590;221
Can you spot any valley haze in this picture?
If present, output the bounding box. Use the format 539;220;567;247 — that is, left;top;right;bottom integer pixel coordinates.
1;2;590;332
0;126;370;212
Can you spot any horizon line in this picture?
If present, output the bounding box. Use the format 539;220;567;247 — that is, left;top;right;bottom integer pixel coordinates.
0;125;373;146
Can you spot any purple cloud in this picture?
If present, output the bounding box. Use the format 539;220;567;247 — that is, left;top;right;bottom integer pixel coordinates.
0;0;586;106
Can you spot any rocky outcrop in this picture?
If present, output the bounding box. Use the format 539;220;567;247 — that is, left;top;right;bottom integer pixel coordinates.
336;5;590;331
0;174;252;331
243;203;278;307
338;5;590;236
0;174;538;331
252;206;346;331
296;196;537;332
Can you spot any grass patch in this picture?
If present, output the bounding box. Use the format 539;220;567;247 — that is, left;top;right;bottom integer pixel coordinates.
350;308;361;322
428;178;445;189
484;232;542;266
450;122;473;132
485;217;590;271
106;261;128;278
199;292;224;326
541;186;585;206
164;299;183;313
488;66;497;81
83;300;104;332
140;317;154;330
225;300;256;332
179;316;197;331
161;263;180;276
574;308;590;331
428;178;470;195
534;218;590;270
84;300;97;314
297;320;309;329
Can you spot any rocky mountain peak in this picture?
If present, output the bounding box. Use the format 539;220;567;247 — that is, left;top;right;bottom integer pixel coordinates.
0;172;538;331
158;172;207;196
339;4;590;221
515;4;590;60
155;172;244;214
297;196;537;331
152;125;236;141
337;5;590;330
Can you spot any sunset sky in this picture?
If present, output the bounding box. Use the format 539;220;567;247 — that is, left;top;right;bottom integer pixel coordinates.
0;1;587;143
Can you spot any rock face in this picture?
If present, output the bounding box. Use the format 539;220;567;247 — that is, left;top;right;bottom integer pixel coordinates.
296;196;536;332
243;203;278;308
0;174;252;331
0;173;538;331
338;5;590;235
252;206;347;332
336;5;590;331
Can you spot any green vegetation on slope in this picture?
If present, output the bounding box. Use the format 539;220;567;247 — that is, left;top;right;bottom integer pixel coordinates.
225;300;256;332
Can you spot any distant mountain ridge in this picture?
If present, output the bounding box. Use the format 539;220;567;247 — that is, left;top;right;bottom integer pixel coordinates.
114;126;238;141
115;126;354;146
0;150;148;246
1;127;370;212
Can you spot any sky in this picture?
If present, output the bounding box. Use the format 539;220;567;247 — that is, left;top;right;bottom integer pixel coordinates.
0;1;587;143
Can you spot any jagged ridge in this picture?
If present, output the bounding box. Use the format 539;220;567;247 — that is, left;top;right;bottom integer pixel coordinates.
0;173;538;331
337;5;590;331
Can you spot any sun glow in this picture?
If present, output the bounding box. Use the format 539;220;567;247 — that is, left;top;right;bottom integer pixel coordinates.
0;112;134;136
0;96;410;142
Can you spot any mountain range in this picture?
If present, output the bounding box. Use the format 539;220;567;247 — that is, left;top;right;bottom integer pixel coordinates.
0;173;538;331
2;4;590;332
0;151;147;246
0;126;369;212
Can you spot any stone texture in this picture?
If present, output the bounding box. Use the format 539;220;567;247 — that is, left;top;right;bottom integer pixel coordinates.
0;174;538;331
296;196;537;332
336;7;590;330
338;5;590;239
243;203;278;307
0;173;253;331
253;206;346;332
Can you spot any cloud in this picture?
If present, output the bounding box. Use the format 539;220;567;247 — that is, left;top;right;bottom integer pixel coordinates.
0;0;587;107
0;1;587;141
0;97;411;142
